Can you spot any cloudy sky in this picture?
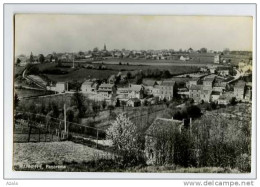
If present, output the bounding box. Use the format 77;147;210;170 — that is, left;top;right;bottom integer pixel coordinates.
15;14;253;56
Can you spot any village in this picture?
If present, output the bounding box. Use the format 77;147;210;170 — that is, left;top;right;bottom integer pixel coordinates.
13;44;253;172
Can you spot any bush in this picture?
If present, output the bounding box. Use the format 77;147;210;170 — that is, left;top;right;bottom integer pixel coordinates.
236;154;251;172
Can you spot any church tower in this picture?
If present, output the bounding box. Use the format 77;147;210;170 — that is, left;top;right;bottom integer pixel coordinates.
104;44;107;51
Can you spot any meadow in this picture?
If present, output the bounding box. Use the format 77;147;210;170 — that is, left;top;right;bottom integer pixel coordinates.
30;62;199;83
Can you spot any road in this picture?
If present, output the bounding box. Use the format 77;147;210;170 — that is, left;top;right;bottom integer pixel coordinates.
226;68;243;84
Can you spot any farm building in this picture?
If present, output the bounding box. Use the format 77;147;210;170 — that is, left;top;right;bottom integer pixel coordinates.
145;118;184;165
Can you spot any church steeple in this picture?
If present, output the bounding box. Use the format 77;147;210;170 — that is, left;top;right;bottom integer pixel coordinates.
104;44;106;51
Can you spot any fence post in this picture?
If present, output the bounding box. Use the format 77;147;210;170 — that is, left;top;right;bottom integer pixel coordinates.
28;126;32;142
96;130;99;148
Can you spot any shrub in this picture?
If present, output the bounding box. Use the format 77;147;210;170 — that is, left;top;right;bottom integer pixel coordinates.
236;154;251;172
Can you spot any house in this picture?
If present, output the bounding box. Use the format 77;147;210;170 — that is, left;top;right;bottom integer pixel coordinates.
233;81;246;100
200;89;212;103
117;87;130;99
81;80;99;94
56;82;67;93
218;95;230;105
244;87;252;102
203;77;215;90
152;81;177;100
145;118;184;165
180;55;190;61
217;69;230;77
127;98;141;107
143;79;157;95
238;61;246;71
188;78;200;88
207;65;217;74
211;91;221;102
108;75;117;84
97;84;117;99
213;81;227;93
200;67;208;72
189;85;203;103
128;84;145;99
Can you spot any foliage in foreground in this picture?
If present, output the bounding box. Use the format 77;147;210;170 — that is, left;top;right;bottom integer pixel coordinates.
106;113;145;164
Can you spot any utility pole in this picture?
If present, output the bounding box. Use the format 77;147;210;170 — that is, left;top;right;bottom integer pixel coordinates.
64;104;66;133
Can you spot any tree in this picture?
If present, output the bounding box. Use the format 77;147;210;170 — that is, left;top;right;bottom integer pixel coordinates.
115;98;120;107
16;58;21;66
102;100;107;110
38;54;45;63
186;105;201;119
92;102;100;120
135;72;143;84
200;48;207;53
27;65;40;75
106;114;143;160
71;91;86;117
126;72;132;79
78;51;85;56
223;48;230;55
230;97;237;106
29;52;34;63
93;47;99;52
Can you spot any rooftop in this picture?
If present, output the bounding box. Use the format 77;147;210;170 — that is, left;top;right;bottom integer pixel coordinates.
160;80;176;86
82;80;94;86
190;85;202;90
99;84;114;88
211;91;221;95
129;84;143;91
204;77;215;82
128;98;141;102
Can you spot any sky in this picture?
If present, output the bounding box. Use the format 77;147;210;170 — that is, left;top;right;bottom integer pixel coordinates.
15;14;253;56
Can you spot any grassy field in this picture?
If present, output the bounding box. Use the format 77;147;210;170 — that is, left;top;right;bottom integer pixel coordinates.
13;141;240;173
99;57;214;66
15;89;47;98
45;68;120;82
13;141;113;170
29;62;199;82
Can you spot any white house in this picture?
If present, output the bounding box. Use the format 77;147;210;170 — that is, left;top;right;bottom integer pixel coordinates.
56;82;67;93
81;80;99;94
